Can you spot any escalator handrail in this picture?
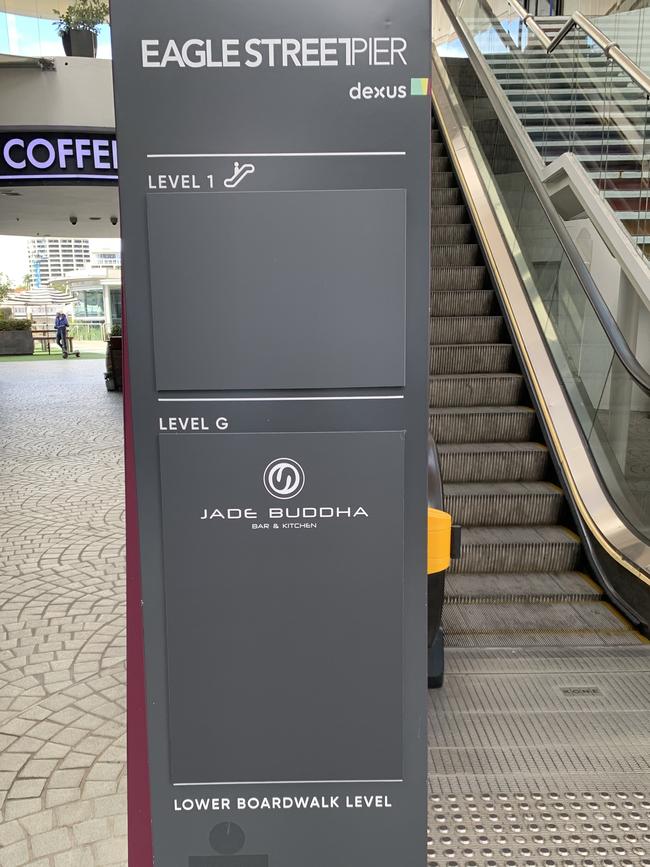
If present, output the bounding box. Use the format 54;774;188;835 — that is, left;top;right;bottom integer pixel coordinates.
440;0;650;397
427;433;444;512
506;0;650;96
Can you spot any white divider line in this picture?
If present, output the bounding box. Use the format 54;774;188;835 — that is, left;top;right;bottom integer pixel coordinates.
173;779;403;786
158;395;404;402
147;151;406;158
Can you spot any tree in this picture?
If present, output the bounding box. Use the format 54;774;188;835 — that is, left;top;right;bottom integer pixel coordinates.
22;272;32;290
0;273;12;302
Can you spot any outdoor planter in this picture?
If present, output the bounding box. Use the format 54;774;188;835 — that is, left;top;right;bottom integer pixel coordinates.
61;28;98;57
54;2;109;59
0;325;33;356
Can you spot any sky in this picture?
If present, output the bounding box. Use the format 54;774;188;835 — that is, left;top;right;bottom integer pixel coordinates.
0;236;121;284
0;237;29;284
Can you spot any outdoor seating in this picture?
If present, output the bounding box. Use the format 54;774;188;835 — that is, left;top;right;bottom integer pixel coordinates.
31;328;76;355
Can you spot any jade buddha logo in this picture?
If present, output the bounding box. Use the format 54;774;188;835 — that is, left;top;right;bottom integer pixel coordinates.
263;458;305;500
199;458;369;522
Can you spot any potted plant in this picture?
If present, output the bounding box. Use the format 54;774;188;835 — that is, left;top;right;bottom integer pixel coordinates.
0;318;33;356
53;0;110;58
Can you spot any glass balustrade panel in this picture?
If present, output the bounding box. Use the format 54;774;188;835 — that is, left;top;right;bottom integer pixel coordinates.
591;7;650;77
596;63;650;257
591;356;650;528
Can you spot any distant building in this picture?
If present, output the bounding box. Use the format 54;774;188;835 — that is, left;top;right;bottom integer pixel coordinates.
55;266;122;332
91;247;122;269
28;238;92;287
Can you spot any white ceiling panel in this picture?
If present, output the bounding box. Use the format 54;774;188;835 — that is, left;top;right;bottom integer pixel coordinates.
0;184;120;237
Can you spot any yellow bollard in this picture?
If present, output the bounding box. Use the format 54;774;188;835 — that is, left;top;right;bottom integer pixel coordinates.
427;507;452;575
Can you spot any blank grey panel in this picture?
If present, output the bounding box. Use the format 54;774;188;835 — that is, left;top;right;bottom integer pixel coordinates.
147;190;406;391
159;431;404;784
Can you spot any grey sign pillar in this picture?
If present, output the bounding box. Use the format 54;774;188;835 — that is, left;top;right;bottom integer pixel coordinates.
110;2;431;865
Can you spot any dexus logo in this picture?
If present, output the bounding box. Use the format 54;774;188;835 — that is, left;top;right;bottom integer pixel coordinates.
349;82;408;100
263;458;305;500
349;77;429;100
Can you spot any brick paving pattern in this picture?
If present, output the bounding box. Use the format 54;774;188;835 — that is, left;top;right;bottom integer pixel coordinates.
0;360;126;866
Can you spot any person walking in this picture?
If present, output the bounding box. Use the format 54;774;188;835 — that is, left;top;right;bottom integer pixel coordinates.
54;310;69;357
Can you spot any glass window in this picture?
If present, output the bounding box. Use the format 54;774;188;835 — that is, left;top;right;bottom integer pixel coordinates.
109;288;122;326
73;289;104;318
0;10;112;59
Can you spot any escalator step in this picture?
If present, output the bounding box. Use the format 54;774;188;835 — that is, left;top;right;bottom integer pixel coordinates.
431;243;482;266
430;315;504;345
431;265;487;291
431;188;462;206
439;442;549;484
429;289;495;317
431;129;441;142
431;204;467;225
431;171;456;189
431;156;451;172
445;571;603;603
444;481;563;526
430;343;513;374
443;601;643;647
448;525;581;574
429;405;536;443
430;372;522;407
431;142;446;157
431;223;474;245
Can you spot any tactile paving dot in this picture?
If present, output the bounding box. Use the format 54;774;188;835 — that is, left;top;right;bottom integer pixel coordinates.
428;791;650;865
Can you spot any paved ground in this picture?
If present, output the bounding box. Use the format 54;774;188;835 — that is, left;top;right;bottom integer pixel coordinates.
2;359;650;867
0;360;126;867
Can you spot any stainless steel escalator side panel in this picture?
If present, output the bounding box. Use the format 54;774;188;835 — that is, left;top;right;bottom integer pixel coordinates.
430;52;650;588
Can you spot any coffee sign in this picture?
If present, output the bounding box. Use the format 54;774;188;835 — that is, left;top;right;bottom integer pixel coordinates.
0;131;118;183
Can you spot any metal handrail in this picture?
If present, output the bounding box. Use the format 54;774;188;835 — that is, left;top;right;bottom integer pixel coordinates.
504;0;551;47
506;0;650;96
440;0;650;397
427;433;444;511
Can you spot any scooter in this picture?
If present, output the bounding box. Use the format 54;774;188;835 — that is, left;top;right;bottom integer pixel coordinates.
58;329;80;359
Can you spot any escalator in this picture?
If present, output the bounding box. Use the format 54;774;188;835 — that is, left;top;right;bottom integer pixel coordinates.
430;113;648;649
425;7;650;862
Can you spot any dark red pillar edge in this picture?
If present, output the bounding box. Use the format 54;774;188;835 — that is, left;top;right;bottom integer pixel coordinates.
123;303;154;865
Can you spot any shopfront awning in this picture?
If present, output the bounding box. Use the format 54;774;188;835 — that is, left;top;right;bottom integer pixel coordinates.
6;288;75;307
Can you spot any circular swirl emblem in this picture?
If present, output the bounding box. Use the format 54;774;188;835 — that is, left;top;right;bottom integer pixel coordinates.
263;458;305;500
